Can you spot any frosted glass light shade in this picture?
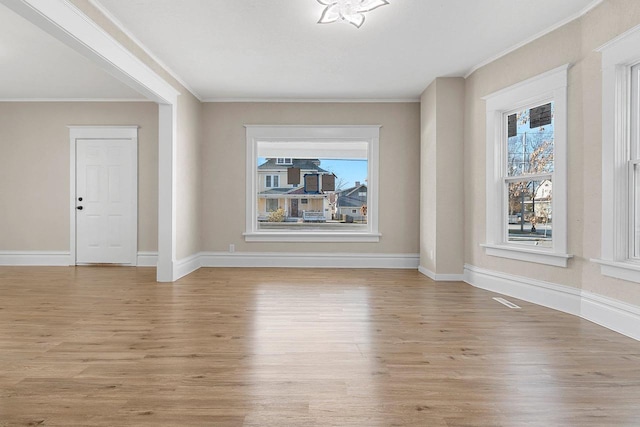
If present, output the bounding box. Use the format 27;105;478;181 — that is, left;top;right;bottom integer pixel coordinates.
317;0;389;28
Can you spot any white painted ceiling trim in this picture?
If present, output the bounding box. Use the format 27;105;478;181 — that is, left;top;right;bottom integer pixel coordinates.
463;0;604;79
88;0;202;101
0;98;150;102
204;97;420;103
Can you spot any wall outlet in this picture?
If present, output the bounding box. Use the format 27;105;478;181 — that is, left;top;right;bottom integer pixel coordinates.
229;244;235;253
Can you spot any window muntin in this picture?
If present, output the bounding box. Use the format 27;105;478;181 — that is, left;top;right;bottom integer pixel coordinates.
276;158;292;165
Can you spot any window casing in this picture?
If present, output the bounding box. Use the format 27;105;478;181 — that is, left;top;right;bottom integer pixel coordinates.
245;125;381;242
595;26;640;283
482;65;572;267
276;158;292;165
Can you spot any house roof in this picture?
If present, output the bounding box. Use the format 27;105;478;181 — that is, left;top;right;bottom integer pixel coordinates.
259;187;325;197
337;184;367;207
258;158;329;173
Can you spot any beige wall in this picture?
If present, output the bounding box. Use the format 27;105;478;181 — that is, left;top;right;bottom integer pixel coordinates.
176;93;203;259
421;78;465;275
464;0;640;305
0;102;159;252
420;82;437;271
201;102;420;254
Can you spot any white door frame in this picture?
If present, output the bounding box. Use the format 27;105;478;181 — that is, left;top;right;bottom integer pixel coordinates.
69;126;139;266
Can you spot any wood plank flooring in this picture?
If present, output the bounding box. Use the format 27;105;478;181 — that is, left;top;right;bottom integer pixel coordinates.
1;266;640;426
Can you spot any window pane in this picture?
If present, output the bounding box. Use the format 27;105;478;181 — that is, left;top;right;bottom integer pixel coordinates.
256;157;368;231
507;102;554;177
507;179;552;248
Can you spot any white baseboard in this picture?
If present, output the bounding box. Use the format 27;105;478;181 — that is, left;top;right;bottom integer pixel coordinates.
174;253;201;281
464;263;640;341
136;251;158;267
0;251;71;266
0;251;159;267
418;265;464;281
581;290;640;341
199;251;420;269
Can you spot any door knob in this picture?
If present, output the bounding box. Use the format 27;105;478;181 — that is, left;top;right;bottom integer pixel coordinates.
77;206;83;210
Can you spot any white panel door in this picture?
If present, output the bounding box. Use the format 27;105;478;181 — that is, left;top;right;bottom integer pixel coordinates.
76;139;136;264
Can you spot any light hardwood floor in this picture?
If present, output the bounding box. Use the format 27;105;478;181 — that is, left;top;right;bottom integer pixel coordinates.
1;267;639;426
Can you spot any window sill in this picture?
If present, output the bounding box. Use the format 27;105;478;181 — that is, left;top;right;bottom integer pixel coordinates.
481;243;572;267
592;259;640;284
244;232;381;243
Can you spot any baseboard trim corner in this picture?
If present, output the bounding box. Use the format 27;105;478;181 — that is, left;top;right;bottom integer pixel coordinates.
463;263;640;341
418;265;464;281
174;253;202;281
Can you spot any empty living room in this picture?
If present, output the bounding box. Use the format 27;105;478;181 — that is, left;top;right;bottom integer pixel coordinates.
1;0;640;425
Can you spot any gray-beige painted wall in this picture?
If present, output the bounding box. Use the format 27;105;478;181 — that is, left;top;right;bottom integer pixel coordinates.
201;102;421;255
420;78;465;276
176;93;203;260
0;102;159;252
464;0;640;306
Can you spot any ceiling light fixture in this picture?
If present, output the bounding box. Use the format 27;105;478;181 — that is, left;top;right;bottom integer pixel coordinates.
317;0;389;29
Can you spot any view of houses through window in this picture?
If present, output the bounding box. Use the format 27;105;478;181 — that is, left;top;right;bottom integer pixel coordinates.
505;101;554;248
257;157;368;231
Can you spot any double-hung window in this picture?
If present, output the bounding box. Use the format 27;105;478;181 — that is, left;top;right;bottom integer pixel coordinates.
482;65;572;267
595;26;640;283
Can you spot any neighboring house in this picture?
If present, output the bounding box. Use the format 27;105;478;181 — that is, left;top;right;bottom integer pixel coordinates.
257;158;333;221
532;179;552;221
336;182;367;222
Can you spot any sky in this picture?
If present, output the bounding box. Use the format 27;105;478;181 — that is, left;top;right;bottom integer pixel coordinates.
319;159;368;189
258;158;368;190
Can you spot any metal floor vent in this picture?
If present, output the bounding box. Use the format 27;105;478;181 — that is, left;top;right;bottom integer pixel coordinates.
492;297;521;309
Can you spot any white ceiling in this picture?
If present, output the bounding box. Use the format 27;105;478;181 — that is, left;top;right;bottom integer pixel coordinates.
1;0;600;101
0;2;142;100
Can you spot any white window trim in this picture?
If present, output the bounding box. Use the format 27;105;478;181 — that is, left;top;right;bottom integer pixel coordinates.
593;25;640;283
244;125;381;242
481;64;572;267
